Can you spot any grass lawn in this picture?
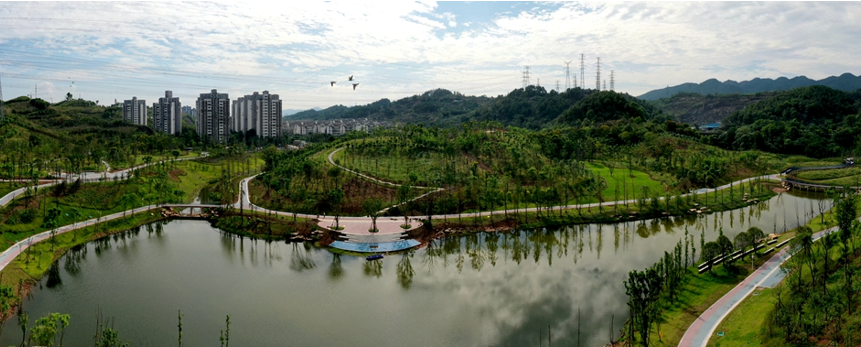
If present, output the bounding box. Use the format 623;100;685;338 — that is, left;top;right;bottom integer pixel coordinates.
706;288;776;347
586;162;671;201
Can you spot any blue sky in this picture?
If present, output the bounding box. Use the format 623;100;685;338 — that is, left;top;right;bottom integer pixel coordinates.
0;1;859;110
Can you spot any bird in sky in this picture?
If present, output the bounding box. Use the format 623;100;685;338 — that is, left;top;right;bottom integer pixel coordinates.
330;81;336;86
348;75;353;81
352;83;359;90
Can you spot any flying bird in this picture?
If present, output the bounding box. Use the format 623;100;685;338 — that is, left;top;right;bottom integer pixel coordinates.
352;83;359;90
348;75;353;81
330;81;336;86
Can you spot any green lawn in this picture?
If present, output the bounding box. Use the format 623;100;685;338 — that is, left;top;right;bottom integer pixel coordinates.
706;289;775;347
586;162;671;202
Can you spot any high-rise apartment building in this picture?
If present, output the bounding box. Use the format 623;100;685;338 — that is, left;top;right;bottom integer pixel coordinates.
153;91;182;135
196;89;230;144
231;91;282;139
122;97;146;126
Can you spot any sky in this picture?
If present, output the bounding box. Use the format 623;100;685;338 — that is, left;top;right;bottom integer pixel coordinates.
0;1;859;111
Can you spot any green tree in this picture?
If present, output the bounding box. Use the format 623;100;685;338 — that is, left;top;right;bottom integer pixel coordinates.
0;284;14;340
327;188;345;229
833;191;857;258
30;312;70;347
362;198;384;232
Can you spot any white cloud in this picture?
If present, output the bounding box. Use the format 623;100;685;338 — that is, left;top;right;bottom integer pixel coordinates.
1;1;860;108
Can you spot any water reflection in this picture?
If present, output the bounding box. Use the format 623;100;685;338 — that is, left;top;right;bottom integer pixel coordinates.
2;191;832;347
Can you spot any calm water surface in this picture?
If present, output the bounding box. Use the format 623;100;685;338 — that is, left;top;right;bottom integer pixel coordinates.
0;191;830;346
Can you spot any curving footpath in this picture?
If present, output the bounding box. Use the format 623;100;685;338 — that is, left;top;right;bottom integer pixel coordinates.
678;223;843;347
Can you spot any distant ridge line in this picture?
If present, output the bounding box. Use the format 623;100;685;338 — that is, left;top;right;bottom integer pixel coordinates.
638;72;861;100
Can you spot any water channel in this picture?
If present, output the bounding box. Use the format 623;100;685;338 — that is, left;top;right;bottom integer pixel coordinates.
0;191;832;346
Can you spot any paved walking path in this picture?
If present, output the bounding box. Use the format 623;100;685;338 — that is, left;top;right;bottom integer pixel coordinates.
678;223;843;347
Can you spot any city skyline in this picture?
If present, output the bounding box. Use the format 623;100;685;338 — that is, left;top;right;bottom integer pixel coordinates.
1;2;859;111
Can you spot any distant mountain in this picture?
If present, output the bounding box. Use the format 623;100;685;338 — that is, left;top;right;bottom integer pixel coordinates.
283;108;320;117
638;73;861;100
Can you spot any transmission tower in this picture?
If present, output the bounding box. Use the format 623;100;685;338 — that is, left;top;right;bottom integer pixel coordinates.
574;73;577;90
0;73;4;122
579;54;585;89
564;60;572;90
603;80;607;91
522;66;531;88
596;57;601;91
556;80;560;92
610;70;615;91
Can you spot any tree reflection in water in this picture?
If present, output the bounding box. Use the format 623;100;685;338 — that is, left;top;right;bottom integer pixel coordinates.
363;259;382;278
328;253;344;281
396;252;414;289
289;243;315;272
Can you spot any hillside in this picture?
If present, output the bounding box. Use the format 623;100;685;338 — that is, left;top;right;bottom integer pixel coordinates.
638;73;861;100
286;89;494;125
712;85;861;158
649;92;775;125
286;86;659;130
0;96;198;175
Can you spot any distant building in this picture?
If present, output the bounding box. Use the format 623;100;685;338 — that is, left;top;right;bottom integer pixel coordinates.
153;91;182;135
196;89;230;144
122;97;146;126
181;105;196;118
232;91;282;139
703;122;721;131
283;118;390;136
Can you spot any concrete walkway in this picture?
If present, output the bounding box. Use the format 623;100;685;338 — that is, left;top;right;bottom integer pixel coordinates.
678;224;842;347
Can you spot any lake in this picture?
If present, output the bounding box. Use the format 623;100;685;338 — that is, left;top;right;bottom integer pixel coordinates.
0;191;830;346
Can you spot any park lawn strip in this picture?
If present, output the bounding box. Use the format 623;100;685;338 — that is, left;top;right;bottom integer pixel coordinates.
640;230;797;347
705;288;776;347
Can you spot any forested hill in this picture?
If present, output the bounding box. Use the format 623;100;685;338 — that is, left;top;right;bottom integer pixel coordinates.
711;85;861;158
287;86;662;129
648;92;775;126
285;89;494;124
638;73;861;100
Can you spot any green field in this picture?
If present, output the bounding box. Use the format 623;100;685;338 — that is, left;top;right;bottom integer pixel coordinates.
586;162;671;202
706;289;775;347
